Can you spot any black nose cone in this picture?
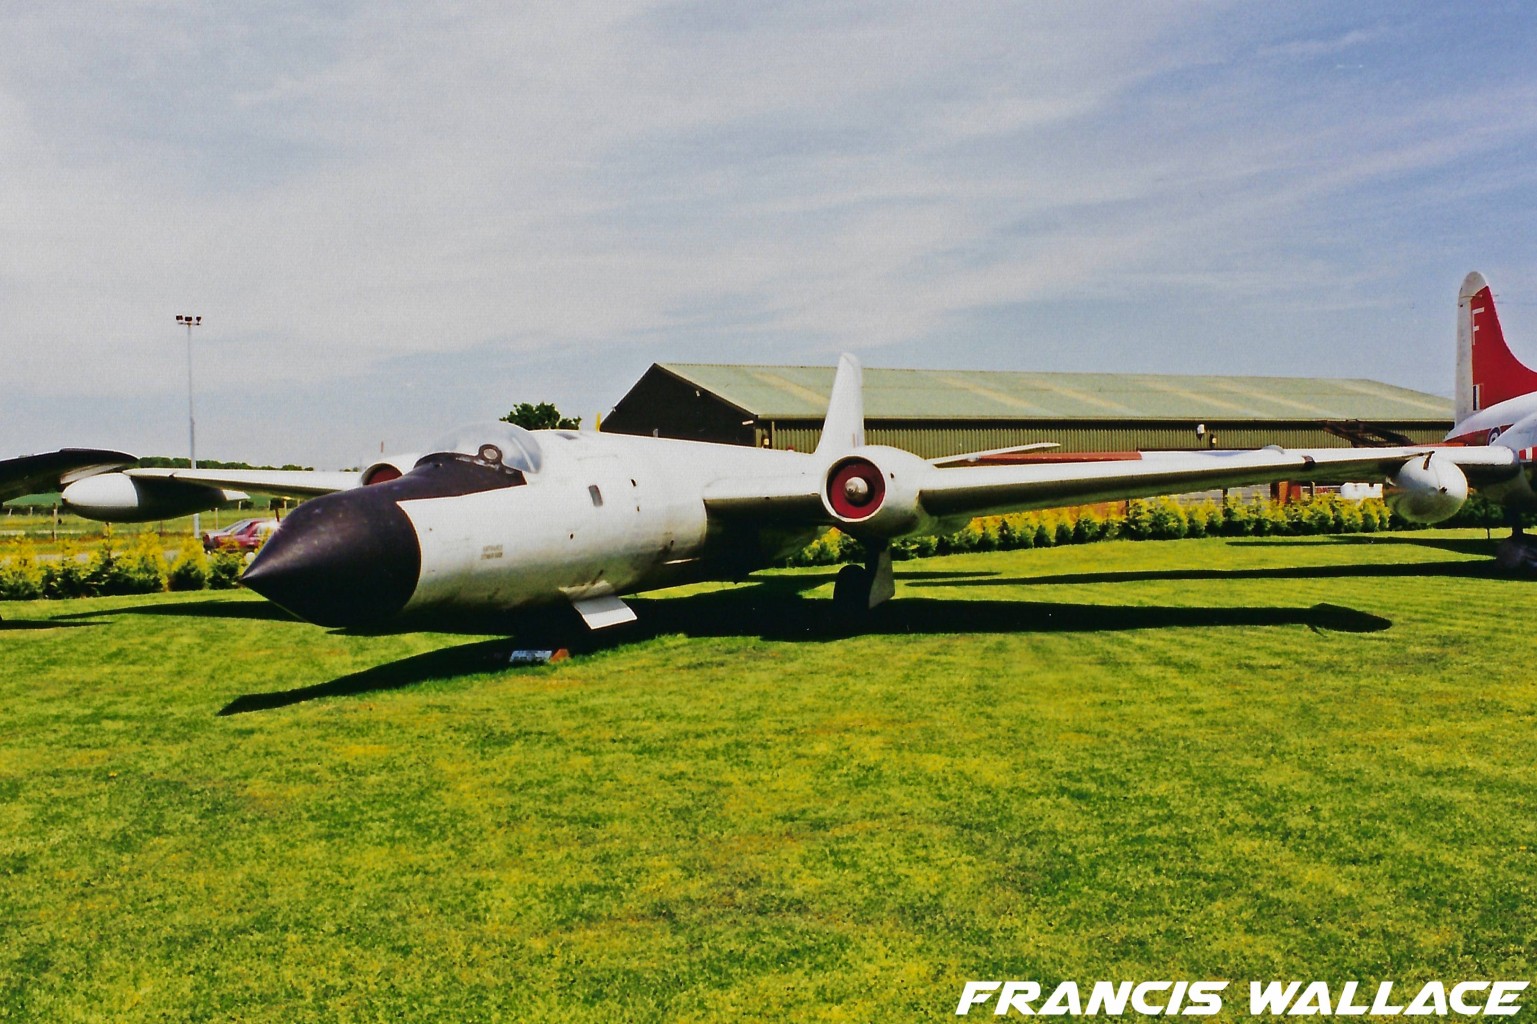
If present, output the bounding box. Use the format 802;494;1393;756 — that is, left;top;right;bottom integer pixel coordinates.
242;489;421;628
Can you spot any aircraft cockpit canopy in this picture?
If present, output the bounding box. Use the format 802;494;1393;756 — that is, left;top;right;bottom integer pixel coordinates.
368;422;545;500
420;422;543;476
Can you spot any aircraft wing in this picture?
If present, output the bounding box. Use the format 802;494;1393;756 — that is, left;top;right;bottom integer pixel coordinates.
124;467;362;498
919;444;1521;518
704;354;1525;528
701;476;825;520
703;444;1523;526
0;448;137;503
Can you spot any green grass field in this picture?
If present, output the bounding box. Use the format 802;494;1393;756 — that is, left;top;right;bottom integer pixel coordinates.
2;531;1535;1022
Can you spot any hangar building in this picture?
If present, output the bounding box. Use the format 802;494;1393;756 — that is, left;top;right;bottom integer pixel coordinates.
602;363;1454;457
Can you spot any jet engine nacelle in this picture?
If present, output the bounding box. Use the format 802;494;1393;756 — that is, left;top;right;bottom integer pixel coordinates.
360;453;423;485
1386;454;1468;524
61;473;234;523
821;446;934;539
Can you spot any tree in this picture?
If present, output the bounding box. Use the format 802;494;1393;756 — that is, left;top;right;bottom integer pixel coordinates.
500;402;581;430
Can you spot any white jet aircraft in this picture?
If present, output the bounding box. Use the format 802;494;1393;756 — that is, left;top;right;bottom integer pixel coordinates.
39;271;1537;629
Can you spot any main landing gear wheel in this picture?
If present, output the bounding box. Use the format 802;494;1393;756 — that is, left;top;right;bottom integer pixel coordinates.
830;545;896;625
1494;514;1537;574
1495;531;1537;573
833;563;874;617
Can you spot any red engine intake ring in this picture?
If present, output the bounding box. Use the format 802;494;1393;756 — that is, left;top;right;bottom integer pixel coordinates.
827;458;886;520
362;464;404;485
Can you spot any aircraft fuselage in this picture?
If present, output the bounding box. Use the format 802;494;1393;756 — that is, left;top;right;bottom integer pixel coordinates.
402;432;808;615
242;427;822;628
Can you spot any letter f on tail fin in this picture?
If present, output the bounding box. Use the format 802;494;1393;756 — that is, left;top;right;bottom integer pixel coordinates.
815;353;866;456
1457;271;1537;420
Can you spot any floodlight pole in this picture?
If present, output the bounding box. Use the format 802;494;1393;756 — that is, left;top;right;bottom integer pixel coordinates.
176;314;202;538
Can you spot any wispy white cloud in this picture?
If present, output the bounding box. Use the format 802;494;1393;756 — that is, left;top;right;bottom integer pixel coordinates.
1256;26;1390;62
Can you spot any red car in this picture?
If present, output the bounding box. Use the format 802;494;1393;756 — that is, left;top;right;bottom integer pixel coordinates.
202;518;280;553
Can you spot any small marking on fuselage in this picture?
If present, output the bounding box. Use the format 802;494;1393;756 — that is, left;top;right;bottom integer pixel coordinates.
481;544;504;560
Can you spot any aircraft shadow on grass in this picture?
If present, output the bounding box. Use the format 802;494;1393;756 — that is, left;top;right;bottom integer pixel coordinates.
1228;535;1499;557
0;618;101;630
907;558;1498;589
219;574;1390;715
50;599;302;622
56;574;983;630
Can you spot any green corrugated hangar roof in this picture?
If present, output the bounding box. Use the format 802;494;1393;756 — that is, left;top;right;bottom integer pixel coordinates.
655;364;1453;422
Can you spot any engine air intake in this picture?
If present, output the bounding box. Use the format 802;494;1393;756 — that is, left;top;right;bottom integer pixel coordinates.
827;457;886;520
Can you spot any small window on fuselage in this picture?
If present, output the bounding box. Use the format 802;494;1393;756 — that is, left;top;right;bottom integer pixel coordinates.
588;485;603;507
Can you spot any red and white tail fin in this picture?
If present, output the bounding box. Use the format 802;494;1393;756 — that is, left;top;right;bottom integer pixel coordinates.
1456;271;1537;421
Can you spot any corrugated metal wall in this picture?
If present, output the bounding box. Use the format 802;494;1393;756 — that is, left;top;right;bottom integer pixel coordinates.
767;421;1449;458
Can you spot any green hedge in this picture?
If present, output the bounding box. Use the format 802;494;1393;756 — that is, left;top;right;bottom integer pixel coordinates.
1;536;247;601
785;495;1404;566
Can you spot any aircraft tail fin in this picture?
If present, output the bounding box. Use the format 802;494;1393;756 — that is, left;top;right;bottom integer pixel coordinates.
1457;271;1537;421
815;353;865;456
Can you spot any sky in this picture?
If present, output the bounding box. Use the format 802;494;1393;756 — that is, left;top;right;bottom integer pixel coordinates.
4;1;1537;468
